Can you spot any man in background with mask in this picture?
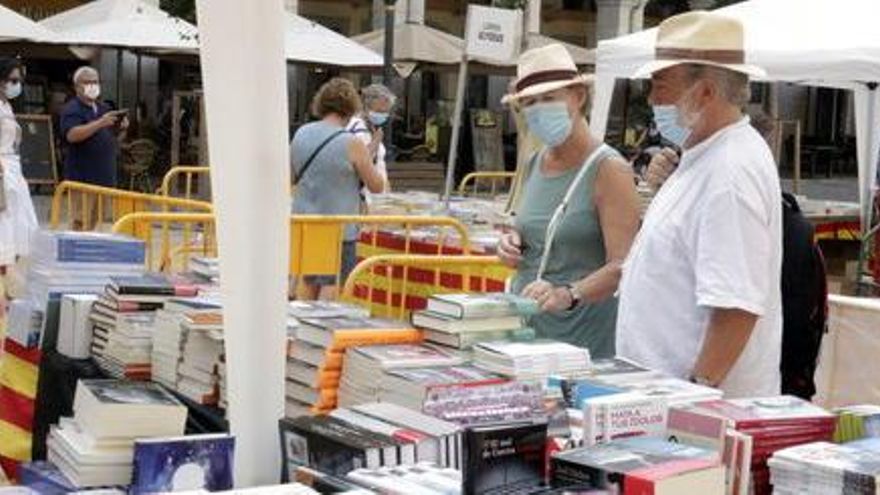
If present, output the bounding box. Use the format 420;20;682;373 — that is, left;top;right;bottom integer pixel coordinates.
616;11;783;398
60;66;128;229
347;83;394;202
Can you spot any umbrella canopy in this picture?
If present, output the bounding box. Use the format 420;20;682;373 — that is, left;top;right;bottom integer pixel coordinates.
284;12;382;68
0;3;57;43
40;0;197;52
525;33;594;67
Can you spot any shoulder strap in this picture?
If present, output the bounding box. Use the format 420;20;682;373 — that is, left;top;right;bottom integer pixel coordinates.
536;143;612;281
294;129;347;185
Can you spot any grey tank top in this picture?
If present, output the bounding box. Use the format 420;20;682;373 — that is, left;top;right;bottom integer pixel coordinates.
290;121;359;240
511;145;621;358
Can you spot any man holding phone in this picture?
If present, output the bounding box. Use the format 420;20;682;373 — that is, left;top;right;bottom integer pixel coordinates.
60;66;129;229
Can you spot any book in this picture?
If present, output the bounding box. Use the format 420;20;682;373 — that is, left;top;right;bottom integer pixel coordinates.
665;406;728;455
292;466;371;493
368;364;507;412
109;273;197;297
279;416;389;478
33;231;146;265
423;326;536;350
346;464;462;495
585;357;658;383
288;342;345;369
297;317;422;350
130;434;234;494
72;380;187;439
426;293;539;319
411;310;524;333
286;360;341;389
546;377;623;410
594;376;722;406
18;461;77;494
692;396;835;431
769;441;880;495
288;300;370;320
285;380;338;409
551;437;724;493
583;392;668;446
463;420;548;495
473;340;592;380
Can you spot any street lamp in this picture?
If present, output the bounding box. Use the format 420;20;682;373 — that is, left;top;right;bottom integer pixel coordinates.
383;0;396;86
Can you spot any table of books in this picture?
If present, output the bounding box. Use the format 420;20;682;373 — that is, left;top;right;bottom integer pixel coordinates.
352;229;511;315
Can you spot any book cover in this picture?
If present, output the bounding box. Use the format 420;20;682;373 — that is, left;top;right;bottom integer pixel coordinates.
666;407;728;454
288;300;370;320
412;310;525;333
583;393;668;446
546;377;623;410
463;420;548;495
587;357;657;381
298;317;422;350
427;293;540;319
130;434;235;494
350;344;464;368
278;416;384;478
109;274;175;295
77;379;181;408
693;396;835;429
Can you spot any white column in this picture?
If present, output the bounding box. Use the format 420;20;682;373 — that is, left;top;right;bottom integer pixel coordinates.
194;0;289;487
284;0;298;13
595;0;647;41
525;0;541;34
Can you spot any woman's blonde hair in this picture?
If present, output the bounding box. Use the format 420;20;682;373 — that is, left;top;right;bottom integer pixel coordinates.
310;77;362;119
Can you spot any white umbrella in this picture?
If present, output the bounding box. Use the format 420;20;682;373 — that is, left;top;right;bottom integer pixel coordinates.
525;33;595;67
284;13;382;68
0;3;57;43
40;0;197;52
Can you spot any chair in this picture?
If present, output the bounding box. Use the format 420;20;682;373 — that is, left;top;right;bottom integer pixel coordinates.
122;139;157;192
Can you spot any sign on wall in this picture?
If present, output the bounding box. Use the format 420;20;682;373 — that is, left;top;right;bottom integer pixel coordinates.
465;5;522;64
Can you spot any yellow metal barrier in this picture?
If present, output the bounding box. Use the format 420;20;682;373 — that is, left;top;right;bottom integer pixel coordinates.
111;213;474;276
457;171;516;197
341;254;506;319
157;166;211;201
51;181;213;231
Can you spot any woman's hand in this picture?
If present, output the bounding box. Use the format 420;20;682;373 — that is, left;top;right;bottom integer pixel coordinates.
497;229;523;268
521;280;573;312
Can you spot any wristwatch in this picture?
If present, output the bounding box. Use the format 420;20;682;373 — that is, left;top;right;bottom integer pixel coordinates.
565;284;581;310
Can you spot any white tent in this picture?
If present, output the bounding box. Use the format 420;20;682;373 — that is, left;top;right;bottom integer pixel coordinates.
0;4;57;42
40;0;197;52
284;13;382;68
590;0;880;230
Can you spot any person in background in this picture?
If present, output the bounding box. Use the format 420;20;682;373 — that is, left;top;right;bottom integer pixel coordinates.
347;84;395;203
497;44;640;359
615;12;783;398
290;78;385;301
60;66;129;230
0;56;38;302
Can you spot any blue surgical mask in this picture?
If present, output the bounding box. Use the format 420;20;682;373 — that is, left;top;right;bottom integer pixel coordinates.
523;101;573;147
368;111;389;127
4;81;21;100
652;104;691;148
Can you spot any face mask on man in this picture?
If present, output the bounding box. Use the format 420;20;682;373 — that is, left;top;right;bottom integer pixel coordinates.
523;101;573;147
368;111;389;127
4;81;21;100
652;83;702;148
83;83;101;100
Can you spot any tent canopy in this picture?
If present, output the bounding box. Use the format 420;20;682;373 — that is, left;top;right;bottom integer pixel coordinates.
285;13;382;68
354;22;594;71
590;0;880;227
0;4;57;43
40;0;198;52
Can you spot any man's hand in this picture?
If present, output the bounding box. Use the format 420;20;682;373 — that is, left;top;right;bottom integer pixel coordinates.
97;111;122;129
118;115;130;132
521;280;573;312
645;147;679;192
497;229;523;268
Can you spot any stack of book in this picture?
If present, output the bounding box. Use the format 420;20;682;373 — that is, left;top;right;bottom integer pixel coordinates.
177;314;225;406
151;298;223;393
686;396;836;495
279;402;462;480
463;419;549;494
284;314;422;416
190;257;220;281
6;298;42;348
472;340;591;381
46;380;187;488
833;405;880;443
336;344;465;407
591;374;723;406
90;274;198;380
768;440;880;495
411;293;539;350
550;436;726;493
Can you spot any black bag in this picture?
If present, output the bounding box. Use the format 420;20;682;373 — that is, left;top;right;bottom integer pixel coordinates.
780;192;828;400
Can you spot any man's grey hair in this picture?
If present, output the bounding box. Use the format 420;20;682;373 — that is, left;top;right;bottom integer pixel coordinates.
684;64;751;108
361;84;397;109
72;66;99;85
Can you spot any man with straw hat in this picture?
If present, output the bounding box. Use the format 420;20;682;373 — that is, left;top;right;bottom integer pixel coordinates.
615;11;783;398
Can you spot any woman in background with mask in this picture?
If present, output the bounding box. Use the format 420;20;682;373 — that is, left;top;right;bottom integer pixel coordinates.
497;45;640;358
347;83;395;200
0;57;38;295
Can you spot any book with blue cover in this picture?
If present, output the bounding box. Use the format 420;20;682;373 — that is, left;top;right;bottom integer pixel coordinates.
37;231;146;265
130;434;235;494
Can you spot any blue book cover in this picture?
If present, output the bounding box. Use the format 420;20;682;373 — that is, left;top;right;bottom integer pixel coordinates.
547;377;623;409
52;232;146;264
19;461;76;495
130;434;235;494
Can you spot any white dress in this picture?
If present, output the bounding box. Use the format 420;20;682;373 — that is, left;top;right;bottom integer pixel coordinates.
0;100;38;266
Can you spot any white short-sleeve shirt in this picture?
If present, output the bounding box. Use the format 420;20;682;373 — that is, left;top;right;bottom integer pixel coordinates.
616;117;783;398
347;116;387;201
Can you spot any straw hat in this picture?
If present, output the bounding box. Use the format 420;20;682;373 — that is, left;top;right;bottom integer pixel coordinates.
503;44;592;104
634;11;765;79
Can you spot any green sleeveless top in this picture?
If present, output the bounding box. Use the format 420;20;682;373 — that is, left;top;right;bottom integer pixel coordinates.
511;145;620;359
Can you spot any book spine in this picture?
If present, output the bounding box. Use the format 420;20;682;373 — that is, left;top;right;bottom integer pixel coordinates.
279;420;372;478
550;457;605;488
330;330;424;350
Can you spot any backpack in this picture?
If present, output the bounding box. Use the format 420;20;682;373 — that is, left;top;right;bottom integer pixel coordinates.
780;192;828;400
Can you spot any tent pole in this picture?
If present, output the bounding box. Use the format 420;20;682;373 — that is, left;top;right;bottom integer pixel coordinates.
443;55;469;205
856;83;878;294
116;48;123;107
135;51;142;132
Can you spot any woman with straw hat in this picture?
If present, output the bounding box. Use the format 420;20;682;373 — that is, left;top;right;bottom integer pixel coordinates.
498;44;640;358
